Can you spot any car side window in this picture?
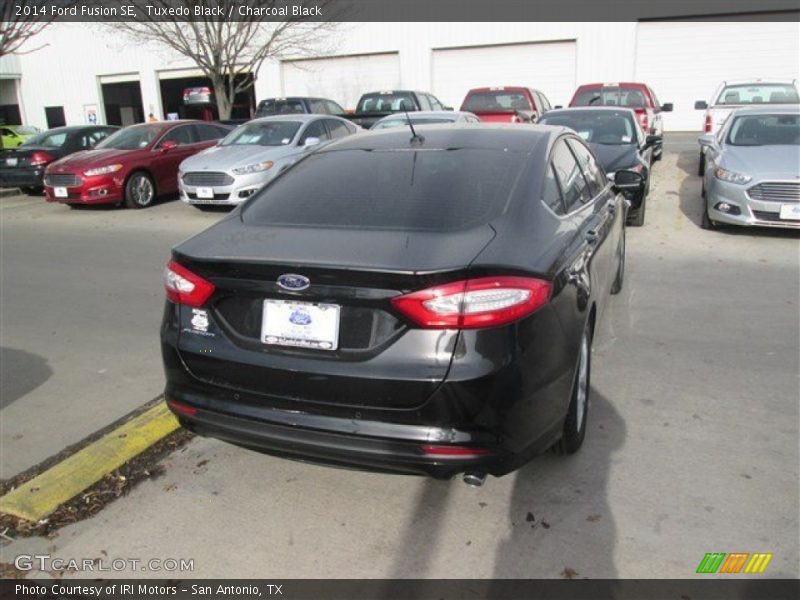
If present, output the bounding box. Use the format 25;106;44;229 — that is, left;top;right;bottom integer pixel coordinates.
1;128;13;137
551;139;593;212
429;95;445;111
542;163;566;215
81;130;107;148
160;125;195;146
193;123;226;142
649;87;660;109
566;139;606;197
325;100;345;115
325;119;351;140
417;94;432;111
299;120;330;145
538;91;552;111
309;99;327;114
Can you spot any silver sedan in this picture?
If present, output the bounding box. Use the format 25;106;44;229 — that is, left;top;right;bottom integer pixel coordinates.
178;114;359;208
370;111;479;130
699;105;800;230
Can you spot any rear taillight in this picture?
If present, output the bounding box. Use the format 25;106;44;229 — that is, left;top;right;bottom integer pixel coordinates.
29;151;54;166
704;114;712;133
391;276;551;329
634;108;649;132
167;399;197;417
164;260;215;307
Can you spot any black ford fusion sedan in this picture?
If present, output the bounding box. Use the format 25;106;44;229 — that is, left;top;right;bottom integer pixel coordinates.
161;125;637;483
539;107;661;226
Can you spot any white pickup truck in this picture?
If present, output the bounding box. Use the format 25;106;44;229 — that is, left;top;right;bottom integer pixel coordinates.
694;79;799;175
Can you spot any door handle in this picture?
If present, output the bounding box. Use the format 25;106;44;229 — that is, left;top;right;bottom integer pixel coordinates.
585;229;599;243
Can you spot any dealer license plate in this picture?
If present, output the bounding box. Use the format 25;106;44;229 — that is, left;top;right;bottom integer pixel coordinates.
261;299;340;351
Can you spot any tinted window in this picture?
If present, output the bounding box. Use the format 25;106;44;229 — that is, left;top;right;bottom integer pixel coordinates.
23;131;67;148
716;84;799;105
299;120;330;144
194;123;227;142
256;99;306;116
463;91;532;113
542;163;565;215
357;93;416;113
726;114;800;146
80;130;110;148
540;110;635;145
551;140;592;211
567;139;606;196
244;148;525;232
325;119;352;139
220;121;300;146
96;125;165;150
160;125;195;146
573;87;648;108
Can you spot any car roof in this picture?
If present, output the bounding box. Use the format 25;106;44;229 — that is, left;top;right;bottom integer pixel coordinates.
376;111;474;119
719;79;797;86
466;87;532;93
728;105;800;116
544;106;637;116
322;123;565;153
248;114;337;124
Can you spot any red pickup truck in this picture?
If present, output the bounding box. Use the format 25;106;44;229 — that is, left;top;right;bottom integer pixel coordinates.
460;87;552;123
569;82;672;159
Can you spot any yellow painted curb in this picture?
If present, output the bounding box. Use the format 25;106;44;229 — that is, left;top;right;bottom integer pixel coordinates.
0;402;180;522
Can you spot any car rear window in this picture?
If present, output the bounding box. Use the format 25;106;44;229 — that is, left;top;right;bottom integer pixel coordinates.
357;93;416;113
256;99;306;116
716;84;800;105
540;111;636;145
573;87;648;108
243;148;524;231
372;117;455;130
462;91;532;113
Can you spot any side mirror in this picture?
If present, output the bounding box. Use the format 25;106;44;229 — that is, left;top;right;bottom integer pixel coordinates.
697;133;716;148
443;106;454;111
694;100;708;110
661;103;673;112
645;134;662;148
613;170;644;191
160;140;178;152
303;137;320;149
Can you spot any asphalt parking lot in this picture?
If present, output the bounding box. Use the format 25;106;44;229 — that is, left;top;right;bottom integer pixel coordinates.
1;133;798;578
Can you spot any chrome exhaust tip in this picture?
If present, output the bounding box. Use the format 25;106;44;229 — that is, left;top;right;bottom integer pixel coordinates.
462;472;487;487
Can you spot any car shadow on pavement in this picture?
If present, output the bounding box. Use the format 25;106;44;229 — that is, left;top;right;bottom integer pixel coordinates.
0;346;53;409
490;389;624;580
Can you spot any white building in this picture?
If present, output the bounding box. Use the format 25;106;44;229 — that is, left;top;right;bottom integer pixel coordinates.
2;20;798;132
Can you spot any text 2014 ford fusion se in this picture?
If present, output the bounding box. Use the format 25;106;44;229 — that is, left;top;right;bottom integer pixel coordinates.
160;125;641;484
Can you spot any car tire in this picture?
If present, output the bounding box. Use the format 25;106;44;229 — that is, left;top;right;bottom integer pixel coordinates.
697;153;705;176
611;230;625;295
701;203;718;230
627;196;646;227
554;320;592;455
124;172;156;209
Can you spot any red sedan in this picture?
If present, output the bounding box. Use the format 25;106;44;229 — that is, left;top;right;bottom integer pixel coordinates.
43;120;230;208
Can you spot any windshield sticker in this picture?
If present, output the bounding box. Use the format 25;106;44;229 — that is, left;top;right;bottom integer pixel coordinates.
621;135;632;143
578;131;591;140
281;138;290;144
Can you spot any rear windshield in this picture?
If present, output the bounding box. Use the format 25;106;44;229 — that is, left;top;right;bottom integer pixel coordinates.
462;91;532;113
372;117;455;130
220;121;301;146
357;93;416;113
716;84;799;105
256;99;306;116
573;87;648;108
21;131;68;148
539;111;636;145
243;148;524;231
726;114;800;146
15;126;39;135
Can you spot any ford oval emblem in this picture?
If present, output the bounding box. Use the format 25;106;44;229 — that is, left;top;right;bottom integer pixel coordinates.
277;273;310;291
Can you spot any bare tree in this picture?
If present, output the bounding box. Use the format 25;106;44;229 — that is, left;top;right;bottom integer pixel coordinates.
0;0;69;57
115;1;342;119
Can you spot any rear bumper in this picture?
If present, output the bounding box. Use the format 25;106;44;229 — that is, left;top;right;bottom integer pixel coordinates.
166;389;506;478
0;167;44;188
